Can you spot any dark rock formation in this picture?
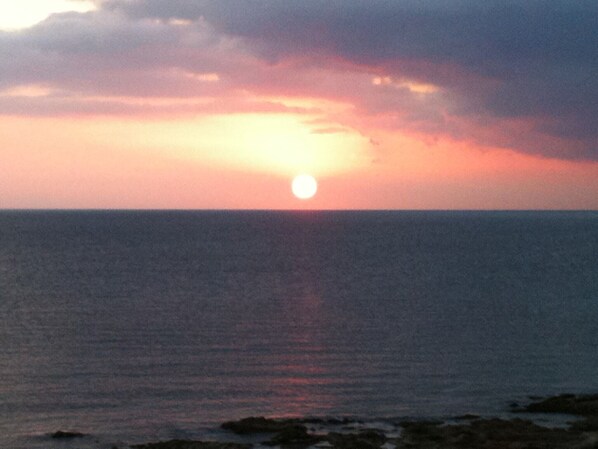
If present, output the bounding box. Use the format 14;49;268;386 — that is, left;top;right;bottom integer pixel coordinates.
51;430;86;439
221;416;324;448
570;417;598;432
129;393;598;449
399;418;582;449
221;417;298;434
130;440;250;449
264;425;322;448
326;430;386;449
453;414;480;420
522;393;598;416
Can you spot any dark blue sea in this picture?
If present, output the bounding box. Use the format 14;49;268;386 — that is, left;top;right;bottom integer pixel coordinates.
1;211;597;448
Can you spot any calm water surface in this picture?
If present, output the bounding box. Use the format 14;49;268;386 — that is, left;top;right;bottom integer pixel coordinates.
0;211;597;448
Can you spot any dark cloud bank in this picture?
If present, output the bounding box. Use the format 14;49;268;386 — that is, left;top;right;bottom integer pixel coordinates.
104;0;598;160
3;0;598;160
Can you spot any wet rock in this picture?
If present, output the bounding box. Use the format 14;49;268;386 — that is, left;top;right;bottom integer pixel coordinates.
51;430;86;439
221;417;327;447
296;417;327;425
400;418;582;449
569;417;598;432
295;417;360;426
202;401;598;449
399;420;444;433
313;442;334;448
326;430;386;449
398;421;445;443
130;440;250;449
264;425;322;448
221;417;299;434
522;393;598;416
312;417;359;426
453;414;480;421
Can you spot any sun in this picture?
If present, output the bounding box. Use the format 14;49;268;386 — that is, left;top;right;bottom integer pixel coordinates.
291;174;318;200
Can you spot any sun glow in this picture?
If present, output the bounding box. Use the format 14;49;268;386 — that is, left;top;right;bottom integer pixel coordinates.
0;0;96;30
292;175;318;200
127;113;370;178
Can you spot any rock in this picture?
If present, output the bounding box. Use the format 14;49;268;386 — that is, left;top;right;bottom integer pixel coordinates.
314;442;333;448
522;394;598;416
51;430;86;439
569;417;598;432
399;421;445;444
453;414;480;421
130;440;250;449
399;420;444;433
325;417;359;425
326;430;386;449
400;418;582;449
132;404;598;449
264;425;322;448
221;417;298;434
221;417;325;448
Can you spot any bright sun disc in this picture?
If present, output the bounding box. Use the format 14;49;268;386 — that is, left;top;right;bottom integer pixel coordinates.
292;174;318;199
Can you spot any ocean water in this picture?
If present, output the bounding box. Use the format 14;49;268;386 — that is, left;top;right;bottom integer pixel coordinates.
0;210;597;448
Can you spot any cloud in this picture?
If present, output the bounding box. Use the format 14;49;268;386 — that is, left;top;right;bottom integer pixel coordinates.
0;10;226;92
104;0;597;158
1;0;597;160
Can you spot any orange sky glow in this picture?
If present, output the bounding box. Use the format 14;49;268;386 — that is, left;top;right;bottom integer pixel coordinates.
1;1;597;209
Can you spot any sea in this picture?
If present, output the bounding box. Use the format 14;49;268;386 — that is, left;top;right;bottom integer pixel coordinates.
0;210;597;449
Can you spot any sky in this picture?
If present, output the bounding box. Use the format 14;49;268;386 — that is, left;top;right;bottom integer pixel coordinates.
1;0;597;209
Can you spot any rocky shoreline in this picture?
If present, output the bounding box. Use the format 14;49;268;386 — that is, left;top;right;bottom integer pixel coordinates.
54;394;598;449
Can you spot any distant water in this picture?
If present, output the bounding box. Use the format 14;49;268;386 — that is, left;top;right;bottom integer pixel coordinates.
1;211;597;448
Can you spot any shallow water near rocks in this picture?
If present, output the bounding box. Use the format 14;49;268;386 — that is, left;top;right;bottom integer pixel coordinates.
1;210;597;448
